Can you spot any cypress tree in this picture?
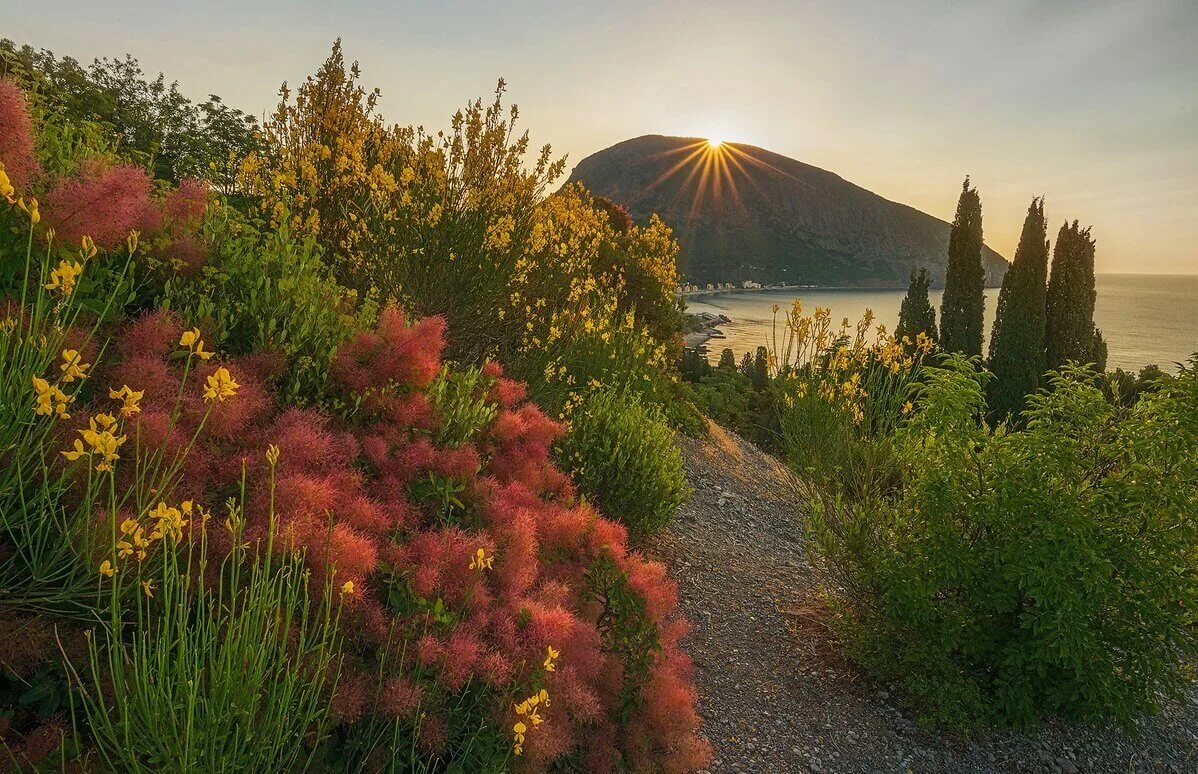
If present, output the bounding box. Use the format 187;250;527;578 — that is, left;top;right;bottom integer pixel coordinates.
896;268;938;344
717;348;736;370
1045;220;1103;371
987;197;1049;417
752;346;769;390
680;347;709;381
939;177;986;356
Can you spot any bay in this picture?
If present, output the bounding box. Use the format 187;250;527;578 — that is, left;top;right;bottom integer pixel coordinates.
686;274;1198;373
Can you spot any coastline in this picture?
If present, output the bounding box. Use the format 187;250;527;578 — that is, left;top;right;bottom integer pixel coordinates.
681;282;1007;301
683;312;731;350
681;282;1005;351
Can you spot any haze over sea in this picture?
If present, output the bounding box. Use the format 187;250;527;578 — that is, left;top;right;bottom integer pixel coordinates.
688;274;1198;374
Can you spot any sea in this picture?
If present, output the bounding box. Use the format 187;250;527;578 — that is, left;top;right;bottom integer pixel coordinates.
686;274;1198;374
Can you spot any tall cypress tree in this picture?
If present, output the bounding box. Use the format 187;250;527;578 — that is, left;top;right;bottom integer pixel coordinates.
1045;220;1102;371
939;178;986;356
896;268;938;344
987;197;1049;417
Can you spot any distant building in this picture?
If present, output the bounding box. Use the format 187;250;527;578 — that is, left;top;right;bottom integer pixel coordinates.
742;280;762;289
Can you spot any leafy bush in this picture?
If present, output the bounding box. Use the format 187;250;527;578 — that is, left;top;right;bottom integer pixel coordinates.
158;206;376;406
556;389;690;539
810;355;1198;729
687;364;782;449
690;366;753;431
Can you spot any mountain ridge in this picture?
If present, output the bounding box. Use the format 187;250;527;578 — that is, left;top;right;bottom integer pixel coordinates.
566;134;1009;288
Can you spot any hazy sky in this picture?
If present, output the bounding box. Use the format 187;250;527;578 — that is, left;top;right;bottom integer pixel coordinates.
6;0;1197;273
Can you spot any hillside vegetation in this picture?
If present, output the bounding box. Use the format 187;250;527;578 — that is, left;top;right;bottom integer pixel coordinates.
0;41;708;771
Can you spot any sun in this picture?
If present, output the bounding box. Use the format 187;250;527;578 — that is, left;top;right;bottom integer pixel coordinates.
707;137;724;149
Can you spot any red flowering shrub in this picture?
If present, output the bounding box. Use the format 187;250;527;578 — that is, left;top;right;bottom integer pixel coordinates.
0;81;209;276
42;161;155;250
73;307;709;771
0;78;40;190
161;179;209;236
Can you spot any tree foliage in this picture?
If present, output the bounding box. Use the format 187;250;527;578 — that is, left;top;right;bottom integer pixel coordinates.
895;268;937;344
1045;220;1104;371
987;197;1049;417
939;178;985;356
0;38;258;189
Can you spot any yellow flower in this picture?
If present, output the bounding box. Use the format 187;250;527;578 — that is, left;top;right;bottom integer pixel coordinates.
62;421;127;472
44;260;83;296
149;502;188;543
17;196;39;225
142;580;155;598
127;230;140;254
266;444;280;466
512;718;526;756
902;400;914;416
109;385;144;417
341;580;355;595
543;645;559;672
99;560;115;577
59;350;91;382
81;235;97;260
203;367;240;401
32;376;73;419
469;547;493;571
0;163;14;203
179;328;214;360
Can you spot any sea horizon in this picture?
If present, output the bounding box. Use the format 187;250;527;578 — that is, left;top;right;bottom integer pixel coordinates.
686;272;1198;374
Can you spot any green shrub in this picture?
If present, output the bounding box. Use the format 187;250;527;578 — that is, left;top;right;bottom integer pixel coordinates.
158;206;376;407
775;378;899;500
691;366;752;429
519;319;703;435
556;389;689;539
810;355;1198;729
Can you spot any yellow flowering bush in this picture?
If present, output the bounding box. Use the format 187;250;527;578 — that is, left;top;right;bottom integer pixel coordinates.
239;44;687;426
770;300;935;496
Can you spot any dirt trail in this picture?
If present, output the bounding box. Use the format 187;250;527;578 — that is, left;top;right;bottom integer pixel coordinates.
648;421;1198;773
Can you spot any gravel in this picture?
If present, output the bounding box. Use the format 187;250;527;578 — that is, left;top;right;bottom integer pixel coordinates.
647;421;1198;773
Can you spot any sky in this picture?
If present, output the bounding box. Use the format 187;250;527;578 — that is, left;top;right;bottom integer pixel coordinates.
5;0;1197;274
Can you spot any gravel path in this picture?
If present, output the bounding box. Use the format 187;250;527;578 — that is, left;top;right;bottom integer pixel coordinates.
648;420;1198;773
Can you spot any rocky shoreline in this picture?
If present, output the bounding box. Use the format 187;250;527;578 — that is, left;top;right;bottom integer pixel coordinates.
683;311;731;350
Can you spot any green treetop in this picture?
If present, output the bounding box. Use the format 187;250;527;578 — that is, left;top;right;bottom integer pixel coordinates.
939;178;986;356
896;268;938;344
988;197;1049;418
1045;220;1104;371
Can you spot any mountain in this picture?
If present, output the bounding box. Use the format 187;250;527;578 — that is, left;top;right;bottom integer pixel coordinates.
566;135;1008;287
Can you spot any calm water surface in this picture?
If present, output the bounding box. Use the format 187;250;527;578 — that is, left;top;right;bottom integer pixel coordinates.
687;274;1198;373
